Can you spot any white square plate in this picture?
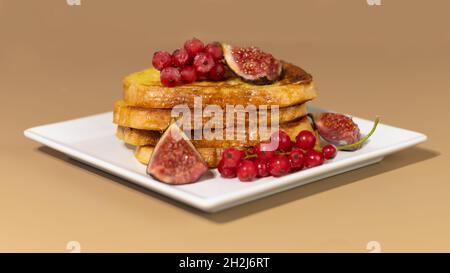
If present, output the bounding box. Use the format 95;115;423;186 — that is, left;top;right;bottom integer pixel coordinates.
24;109;426;212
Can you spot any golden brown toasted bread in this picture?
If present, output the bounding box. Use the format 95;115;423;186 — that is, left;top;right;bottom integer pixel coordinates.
113;100;309;131
117;126;160;146
116;116;319;148
123;62;317;109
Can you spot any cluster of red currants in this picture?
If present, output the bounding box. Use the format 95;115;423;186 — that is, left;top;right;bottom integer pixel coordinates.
218;130;338;182
152;38;225;87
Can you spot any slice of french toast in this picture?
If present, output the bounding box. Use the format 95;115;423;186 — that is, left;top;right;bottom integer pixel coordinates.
116;116;319;148
113;100;309;131
123;62;317;109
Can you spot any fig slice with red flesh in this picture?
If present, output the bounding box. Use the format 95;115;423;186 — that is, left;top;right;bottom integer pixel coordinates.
310;112;380;151
222;43;283;84
147;123;209;184
311;112;361;148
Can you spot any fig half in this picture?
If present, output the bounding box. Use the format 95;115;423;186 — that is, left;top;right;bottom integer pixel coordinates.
222;43;283;84
312;112;361;148
310;112;380;151
147;123;208;184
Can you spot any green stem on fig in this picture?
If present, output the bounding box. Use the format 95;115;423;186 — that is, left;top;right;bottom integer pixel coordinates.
336;116;380;151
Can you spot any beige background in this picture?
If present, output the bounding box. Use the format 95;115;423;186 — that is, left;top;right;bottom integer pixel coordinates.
0;0;449;252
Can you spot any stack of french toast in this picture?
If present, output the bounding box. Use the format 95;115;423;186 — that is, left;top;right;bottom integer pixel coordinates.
113;61;319;168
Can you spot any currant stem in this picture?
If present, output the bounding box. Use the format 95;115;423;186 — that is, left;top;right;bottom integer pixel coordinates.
336;116;380;151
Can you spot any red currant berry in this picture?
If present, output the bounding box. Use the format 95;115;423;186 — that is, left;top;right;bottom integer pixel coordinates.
196;73;208;81
270;130;292;151
193;52;215;74
218;159;236;178
291;140;296;149
237;160;257;182
322;144;337;160
254;158;270;177
184;38;205;58
152;51;172;71
289;149;304;171
304;150;325;168
221;147;244;168
172;48;190;67
204;42;223;60
255;142;275;160
269;155;291;177
208;63;225;81
295;130;316;151
180;66;197;83
160;67;181;87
